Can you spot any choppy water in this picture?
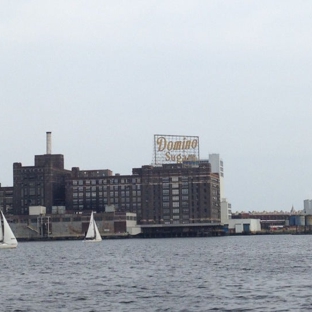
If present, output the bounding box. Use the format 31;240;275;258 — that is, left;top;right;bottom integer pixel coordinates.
1;235;312;311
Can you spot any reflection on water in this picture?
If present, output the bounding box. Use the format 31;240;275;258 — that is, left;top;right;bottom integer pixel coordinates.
1;235;312;311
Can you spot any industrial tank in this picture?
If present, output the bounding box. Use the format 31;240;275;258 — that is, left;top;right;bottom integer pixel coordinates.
305;215;312;226
289;215;296;226
295;215;305;226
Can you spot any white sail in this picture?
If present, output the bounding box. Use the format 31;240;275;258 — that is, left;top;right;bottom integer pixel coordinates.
84;211;102;242
85;211;96;239
94;217;102;241
0;211;18;249
0;213;3;242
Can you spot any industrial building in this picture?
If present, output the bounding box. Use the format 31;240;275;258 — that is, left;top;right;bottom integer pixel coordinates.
12;132;71;215
0;133;226;238
64;161;221;225
227;219;261;234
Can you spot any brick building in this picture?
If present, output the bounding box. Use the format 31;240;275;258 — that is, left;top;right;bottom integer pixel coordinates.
13;154;71;215
9;133;221;228
0;184;13;214
64;161;220;225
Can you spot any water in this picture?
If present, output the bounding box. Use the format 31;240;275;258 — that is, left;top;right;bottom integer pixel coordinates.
1;235;312;312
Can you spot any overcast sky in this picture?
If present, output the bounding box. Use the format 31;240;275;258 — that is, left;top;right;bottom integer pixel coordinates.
1;1;312;213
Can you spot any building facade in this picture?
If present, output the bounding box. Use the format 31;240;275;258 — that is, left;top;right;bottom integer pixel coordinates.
64;162;221;225
208;154;232;222
221;198;232;223
13;154;71;215
0;184;13;214
65;167;118;213
209;154;224;199
132;162;220;224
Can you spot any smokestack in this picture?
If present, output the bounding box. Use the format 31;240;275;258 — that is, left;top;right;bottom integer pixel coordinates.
46;131;52;154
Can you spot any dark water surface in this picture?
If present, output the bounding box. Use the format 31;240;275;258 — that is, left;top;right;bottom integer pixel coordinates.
1;235;312;311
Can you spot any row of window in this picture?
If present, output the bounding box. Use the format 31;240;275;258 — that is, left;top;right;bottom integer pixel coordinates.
71;176;193;187
72;178;141;186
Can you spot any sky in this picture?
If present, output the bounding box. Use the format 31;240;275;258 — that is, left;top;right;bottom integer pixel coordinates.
1;1;312;213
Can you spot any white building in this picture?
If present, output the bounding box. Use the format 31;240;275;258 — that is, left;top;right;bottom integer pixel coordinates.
227;219;261;234
126;212;141;236
209;154;224;200
304;200;312;215
209;154;232;222
221;198;232;224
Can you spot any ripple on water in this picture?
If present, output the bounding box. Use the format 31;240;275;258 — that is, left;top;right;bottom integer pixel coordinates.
1;236;312;311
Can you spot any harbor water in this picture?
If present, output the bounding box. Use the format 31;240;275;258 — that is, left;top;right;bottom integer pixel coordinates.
1;235;312;311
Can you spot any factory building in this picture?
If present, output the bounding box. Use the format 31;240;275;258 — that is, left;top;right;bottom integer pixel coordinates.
132;162;220;224
12;132;71;215
64;162;220;225
9;133;222;230
65;167;115;213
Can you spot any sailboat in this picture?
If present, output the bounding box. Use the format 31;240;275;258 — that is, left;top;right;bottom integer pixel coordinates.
84;211;102;242
0;210;18;249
